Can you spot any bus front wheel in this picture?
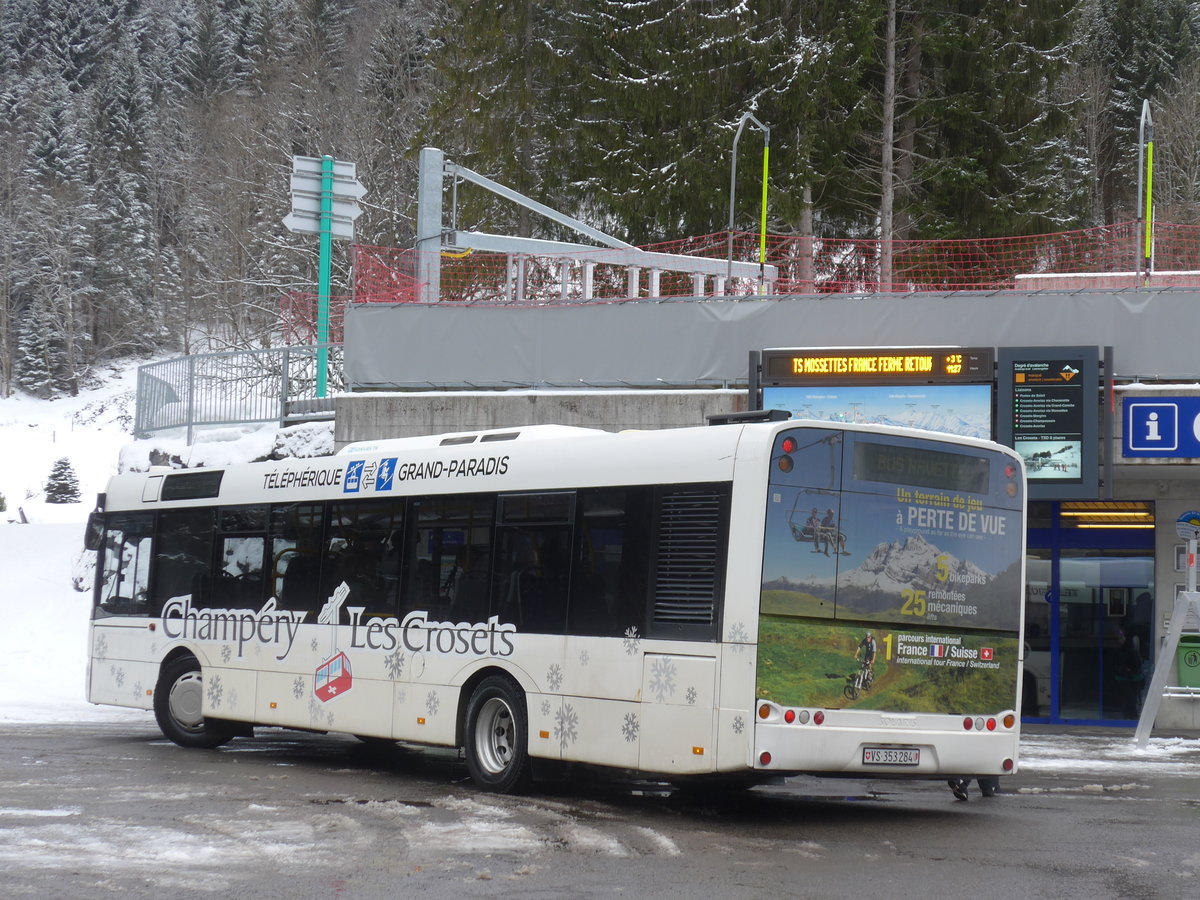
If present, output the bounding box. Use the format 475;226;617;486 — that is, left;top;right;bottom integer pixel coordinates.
464;675;532;793
153;656;236;749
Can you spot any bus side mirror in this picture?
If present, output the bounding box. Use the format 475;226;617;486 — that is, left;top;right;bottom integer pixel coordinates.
84;512;104;552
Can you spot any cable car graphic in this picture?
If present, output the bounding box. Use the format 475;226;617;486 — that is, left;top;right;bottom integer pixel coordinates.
315;651;352;702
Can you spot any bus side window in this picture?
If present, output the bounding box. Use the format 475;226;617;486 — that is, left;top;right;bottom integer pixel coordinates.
326;499;404;619
567;487;652;638
494;493;574;635
401;495;494;621
152;508;215;612
97;512;155;616
271;503;325;614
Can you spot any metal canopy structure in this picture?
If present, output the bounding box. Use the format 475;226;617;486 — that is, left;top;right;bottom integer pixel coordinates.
414;147;778;304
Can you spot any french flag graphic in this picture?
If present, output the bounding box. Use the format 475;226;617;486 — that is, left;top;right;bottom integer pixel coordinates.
928;644;946;658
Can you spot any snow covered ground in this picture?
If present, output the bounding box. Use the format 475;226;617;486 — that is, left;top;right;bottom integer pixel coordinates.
1;362;146;725
0;359;282;726
2;360;1199;778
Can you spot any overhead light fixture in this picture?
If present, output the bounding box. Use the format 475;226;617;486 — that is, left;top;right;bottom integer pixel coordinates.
1076;523;1155;529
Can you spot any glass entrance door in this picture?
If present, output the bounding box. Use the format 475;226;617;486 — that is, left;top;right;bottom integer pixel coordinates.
1024;503;1155;724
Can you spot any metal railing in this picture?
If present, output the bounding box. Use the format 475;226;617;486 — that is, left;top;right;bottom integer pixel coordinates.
135;344;343;443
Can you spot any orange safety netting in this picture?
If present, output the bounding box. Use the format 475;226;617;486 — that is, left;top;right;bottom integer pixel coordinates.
278;291;351;345
344;221;1200;308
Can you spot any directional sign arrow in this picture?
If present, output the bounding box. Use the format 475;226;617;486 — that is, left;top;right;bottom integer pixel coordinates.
290;171;368;201
282;211;357;240
288;192;364;221
291;155;359;180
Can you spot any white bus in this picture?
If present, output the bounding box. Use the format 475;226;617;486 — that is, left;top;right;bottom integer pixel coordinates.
86;416;1026;792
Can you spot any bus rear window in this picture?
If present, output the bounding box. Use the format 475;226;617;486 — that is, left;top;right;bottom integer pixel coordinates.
853;441;989;494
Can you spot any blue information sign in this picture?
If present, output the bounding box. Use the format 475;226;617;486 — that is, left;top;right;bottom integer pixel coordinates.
1124;397;1200;458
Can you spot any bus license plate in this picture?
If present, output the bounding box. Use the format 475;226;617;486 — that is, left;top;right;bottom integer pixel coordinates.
862;747;920;766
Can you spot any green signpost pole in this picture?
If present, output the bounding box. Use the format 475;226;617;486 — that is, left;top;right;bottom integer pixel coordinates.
284;154;364;402
316;155;333;399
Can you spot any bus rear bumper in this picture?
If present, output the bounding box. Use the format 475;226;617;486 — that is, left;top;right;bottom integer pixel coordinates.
752;717;1020;777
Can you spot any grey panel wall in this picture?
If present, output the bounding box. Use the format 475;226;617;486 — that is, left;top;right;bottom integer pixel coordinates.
345;289;1200;388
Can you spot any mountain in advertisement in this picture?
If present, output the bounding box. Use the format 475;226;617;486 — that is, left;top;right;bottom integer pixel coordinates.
762;533;1022;628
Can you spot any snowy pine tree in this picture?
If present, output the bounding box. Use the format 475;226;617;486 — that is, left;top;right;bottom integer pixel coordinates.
44;456;81;503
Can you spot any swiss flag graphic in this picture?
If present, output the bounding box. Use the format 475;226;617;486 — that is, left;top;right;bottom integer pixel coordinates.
981;647;994;661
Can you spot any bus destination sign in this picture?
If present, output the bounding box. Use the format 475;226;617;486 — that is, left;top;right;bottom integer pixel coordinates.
762;347;994;385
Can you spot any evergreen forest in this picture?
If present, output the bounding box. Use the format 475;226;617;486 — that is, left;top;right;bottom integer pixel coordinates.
3;0;1200;397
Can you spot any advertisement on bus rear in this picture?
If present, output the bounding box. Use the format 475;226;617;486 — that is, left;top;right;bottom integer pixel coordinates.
756;618;1019;712
758;432;1023;711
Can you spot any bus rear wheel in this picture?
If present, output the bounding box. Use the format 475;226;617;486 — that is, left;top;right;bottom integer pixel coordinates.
464;675;532;793
154;656;236;749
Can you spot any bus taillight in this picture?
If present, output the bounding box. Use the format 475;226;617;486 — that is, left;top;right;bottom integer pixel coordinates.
784;709;796;724
760;751;772;766
986;718;997;731
1003;758;1014;772
781;436;798;453
813;711;825;725
778;455;794;473
1003;714;1016;728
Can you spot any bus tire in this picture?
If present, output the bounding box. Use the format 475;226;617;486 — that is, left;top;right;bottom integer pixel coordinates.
153;655;236;749
463;675;532;793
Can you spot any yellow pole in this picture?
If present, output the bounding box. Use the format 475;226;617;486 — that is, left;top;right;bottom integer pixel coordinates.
1144;140;1154;277
759;143;769;292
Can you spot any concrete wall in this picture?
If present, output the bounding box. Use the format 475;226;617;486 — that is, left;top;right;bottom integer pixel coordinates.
334;389;746;446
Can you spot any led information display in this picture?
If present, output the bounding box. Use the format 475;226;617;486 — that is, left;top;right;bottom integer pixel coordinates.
762;347;994;385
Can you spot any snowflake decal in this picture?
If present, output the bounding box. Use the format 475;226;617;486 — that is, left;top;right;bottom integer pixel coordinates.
686;686;697;705
110;664;125;688
554;703;579;750
426;691;440;717
726;621;749;651
621;712;640;743
94;635;108;659
384;648;406;680
132;681;143;701
207;674;224;708
579;649;590;667
732;715;745;735
310;637;320;653
228;688;238;711
221;644;232;664
546;663;563;692
649;656;677;703
292;676;305;700
307;697;321;721
623;625;641;656
540;699;552;717
396;688;407;705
